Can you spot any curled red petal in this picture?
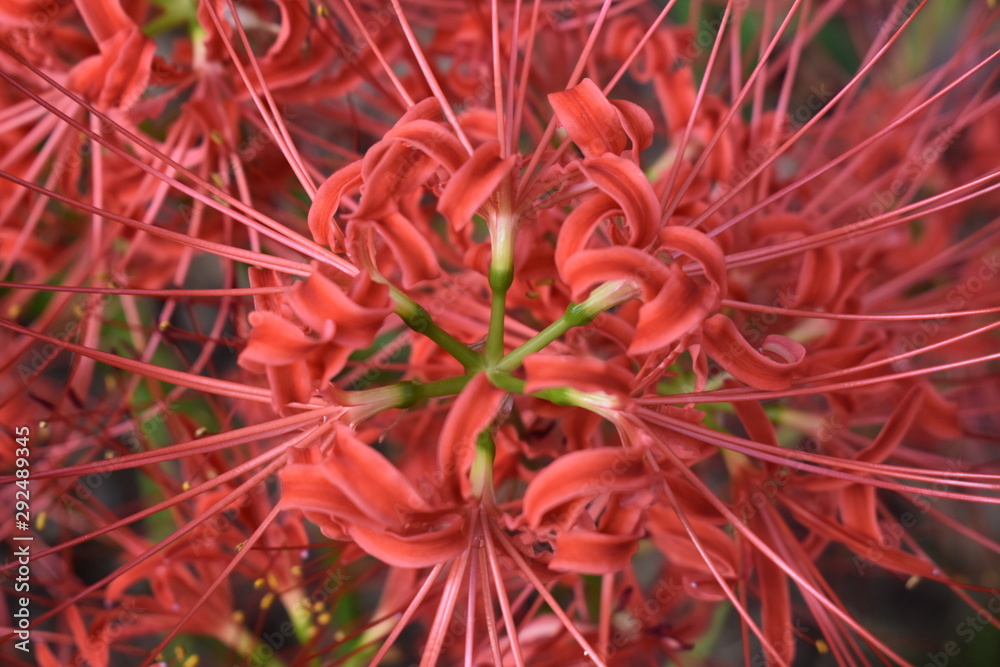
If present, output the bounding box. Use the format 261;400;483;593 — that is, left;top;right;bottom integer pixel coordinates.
523;448;649;528
247;267;289;315
348;521;467;568
854;384;923;465
548;78;628;158
549;530;641;574
288;272;391;348
628;226;727;354
385;119;467;174
323;424;435;530
264;362;314;410
560;246;669;302
353;141;439;220
76;0;135;45
646;505;738;579
438;140;516;230
701;315;805;390
308;160;362;249
791;246;842;308
554;193;617;272
66;604;108;667
366;214;441;287
657;225;727;300
751;538;794;665
239;311;328;367
611;99;654;158
580;155;660;249
840;484;882;544
279;462;370;530
631;267;707;355
68;26;155;111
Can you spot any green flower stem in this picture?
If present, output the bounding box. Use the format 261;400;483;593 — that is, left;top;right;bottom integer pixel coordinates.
486;200;516;367
340;375;472;413
485;371;618;413
408;374;474;404
390;287;482;370
486;370;525;394
486;256;513;367
495;304;589;373
496;280;639;373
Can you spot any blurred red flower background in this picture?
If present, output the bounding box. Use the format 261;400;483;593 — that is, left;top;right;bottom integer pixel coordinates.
1;0;999;665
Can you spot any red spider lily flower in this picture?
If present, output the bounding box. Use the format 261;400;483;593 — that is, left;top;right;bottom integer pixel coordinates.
3;2;1000;667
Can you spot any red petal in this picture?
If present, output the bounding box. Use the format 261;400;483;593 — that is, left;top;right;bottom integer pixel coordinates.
840;484;882;544
288;272;391;348
239;311;327;367
611;99;654;158
367;213;442;287
348;521;467;568
523;448;650;528
702;315;805;390
308;160;362;249
658;225;727;299
555;193;617;273
66;605;107;667
854;385;923;464
385;119;467;173
580;155;660;249
646;505;738;579
631;266;707;354
560;246;669;301
549;530;641;574
324;425;435;529
549;78;628;158
791;246;842;308
76;0;135;45
247;267;289;315
751;540;794;665
279;462;370;530
438;140;516;230
353;140;438;220
264;362;314;410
